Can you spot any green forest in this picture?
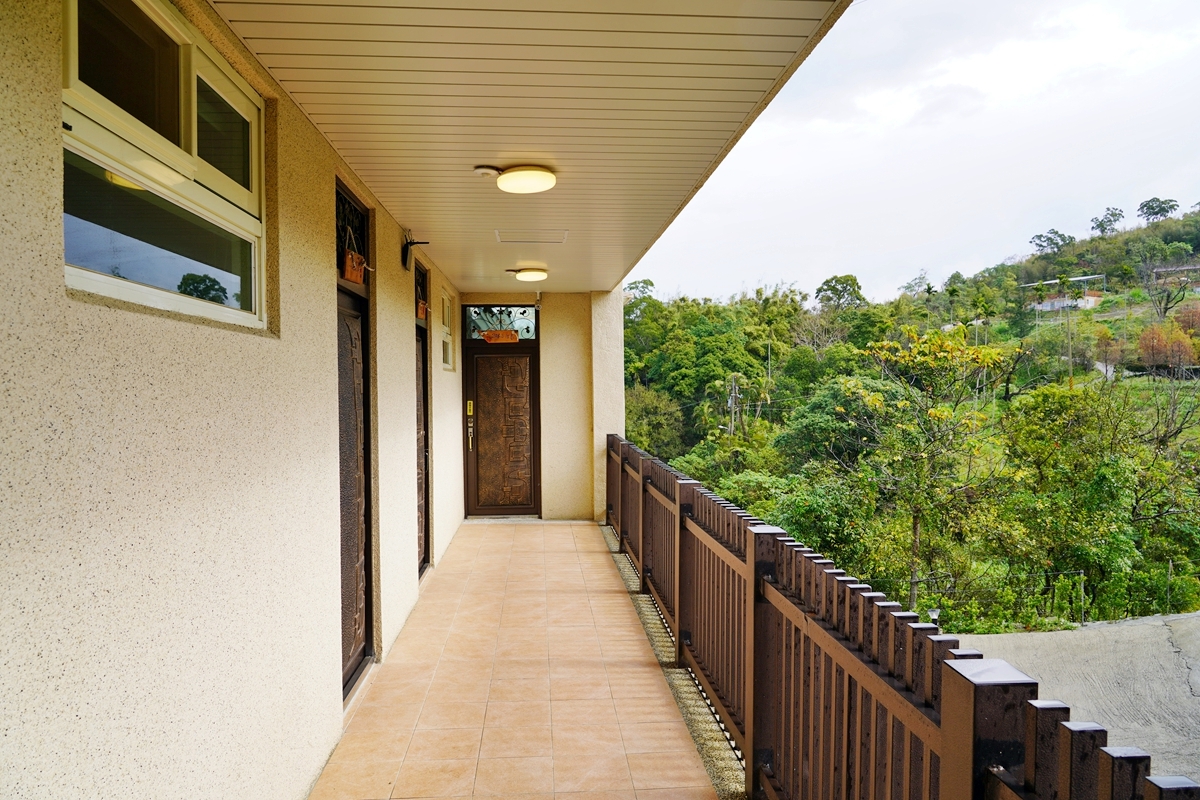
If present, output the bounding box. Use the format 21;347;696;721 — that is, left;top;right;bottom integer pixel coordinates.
625;198;1200;633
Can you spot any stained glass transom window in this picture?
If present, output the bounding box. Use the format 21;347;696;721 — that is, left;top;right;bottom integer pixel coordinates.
466;306;537;341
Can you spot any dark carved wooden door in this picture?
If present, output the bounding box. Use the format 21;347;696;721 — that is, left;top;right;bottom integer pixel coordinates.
464;347;540;516
337;289;370;691
416;326;430;572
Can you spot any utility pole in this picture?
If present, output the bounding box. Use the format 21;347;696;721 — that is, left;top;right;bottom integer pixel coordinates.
728;375;737;441
1168;559;1173;612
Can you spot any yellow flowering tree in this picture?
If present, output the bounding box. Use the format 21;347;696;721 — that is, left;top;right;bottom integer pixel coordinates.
841;327;1007;609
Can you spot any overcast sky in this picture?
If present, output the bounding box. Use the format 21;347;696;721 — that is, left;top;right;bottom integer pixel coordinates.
627;0;1200;302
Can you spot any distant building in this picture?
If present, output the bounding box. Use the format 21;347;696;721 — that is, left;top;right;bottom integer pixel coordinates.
1029;290;1104;312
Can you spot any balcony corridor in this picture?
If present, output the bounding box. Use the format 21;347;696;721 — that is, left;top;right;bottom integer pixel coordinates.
310;520;720;800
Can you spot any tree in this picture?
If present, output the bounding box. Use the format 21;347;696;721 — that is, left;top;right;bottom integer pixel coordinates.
1139;325;1168;373
844;328;1006;609
1094;326;1123;377
1138;198;1179;224
815;274;867;312
1130;237;1196;320
1030;229;1076;256
625;383;685;459
1091;207;1125;236
177;273;228;304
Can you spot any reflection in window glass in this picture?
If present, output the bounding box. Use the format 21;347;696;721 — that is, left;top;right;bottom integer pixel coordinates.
63;150;253;311
78;0;180;145
466;306;537;340
197;78;250;189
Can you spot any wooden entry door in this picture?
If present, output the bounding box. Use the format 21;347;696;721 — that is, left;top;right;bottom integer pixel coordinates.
464;346;540;516
416;326;430;572
337;288;371;691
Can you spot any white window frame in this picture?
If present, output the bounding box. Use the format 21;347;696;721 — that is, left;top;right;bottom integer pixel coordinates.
440;292;455;370
62;0;266;328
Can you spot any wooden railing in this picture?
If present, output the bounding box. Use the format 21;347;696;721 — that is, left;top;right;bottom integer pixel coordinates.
605;433;1199;800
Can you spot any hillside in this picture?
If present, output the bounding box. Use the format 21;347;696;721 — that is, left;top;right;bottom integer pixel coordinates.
624;199;1200;633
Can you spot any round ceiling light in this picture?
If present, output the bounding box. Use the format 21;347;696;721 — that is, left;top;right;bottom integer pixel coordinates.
495;166;556;194
507;264;549;282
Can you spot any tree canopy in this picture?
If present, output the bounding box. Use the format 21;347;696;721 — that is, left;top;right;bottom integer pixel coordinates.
625;201;1200;632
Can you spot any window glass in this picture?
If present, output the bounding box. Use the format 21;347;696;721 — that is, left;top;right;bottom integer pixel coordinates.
63;150;253;310
197;78;250;189
466;306;537;341
77;0;180;145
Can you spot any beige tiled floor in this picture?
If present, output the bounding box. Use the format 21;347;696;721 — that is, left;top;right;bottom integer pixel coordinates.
309;520;718;800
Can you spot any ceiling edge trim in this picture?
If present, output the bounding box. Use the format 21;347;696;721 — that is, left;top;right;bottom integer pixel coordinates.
607;0;855;294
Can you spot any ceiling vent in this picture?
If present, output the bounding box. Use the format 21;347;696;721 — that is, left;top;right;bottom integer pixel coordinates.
495;229;568;244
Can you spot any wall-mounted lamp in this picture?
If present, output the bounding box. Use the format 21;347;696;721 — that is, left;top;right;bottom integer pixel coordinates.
402;233;429;271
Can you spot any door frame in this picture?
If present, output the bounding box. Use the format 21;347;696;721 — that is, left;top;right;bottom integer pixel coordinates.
462;332;541;517
415;323;431;574
335;182;376;698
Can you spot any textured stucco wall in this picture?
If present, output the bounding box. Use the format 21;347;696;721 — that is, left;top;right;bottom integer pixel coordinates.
591;289;626;520
0;1;437;797
425;261;464;563
539;293;595;520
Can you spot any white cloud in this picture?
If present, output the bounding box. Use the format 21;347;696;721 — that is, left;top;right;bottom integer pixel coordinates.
630;0;1200;301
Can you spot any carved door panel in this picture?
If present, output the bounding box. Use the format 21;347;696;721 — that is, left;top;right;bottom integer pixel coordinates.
338;290;369;690
465;349;540;516
416;326;430;572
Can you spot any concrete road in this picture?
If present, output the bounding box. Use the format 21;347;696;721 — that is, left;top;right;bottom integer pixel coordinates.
959;611;1200;777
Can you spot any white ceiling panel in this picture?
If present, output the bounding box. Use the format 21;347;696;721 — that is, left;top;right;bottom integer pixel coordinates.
212;0;850;292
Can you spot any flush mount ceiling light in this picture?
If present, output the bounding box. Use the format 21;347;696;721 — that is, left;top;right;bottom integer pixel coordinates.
506;262;549;282
475;165;556;194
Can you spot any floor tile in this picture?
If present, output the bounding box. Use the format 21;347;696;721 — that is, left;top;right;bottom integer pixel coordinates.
480;725;554;758
485;699;553;728
626;751;710;790
489;677;551;702
310;522;716;800
551;699;619;725
552;754;634;793
391;758;476;798
416;702;488;730
473;756;555;795
404;728;482;761
327;728;411;764
551;724;625;756
309;760;400;800
619;722;696;754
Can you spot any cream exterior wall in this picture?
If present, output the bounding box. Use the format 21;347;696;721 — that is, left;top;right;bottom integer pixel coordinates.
538;293;595;520
0;1;447;797
591;289;627;521
425;261;465;563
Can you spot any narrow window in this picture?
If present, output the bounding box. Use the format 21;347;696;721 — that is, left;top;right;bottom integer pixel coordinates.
64;150;254;311
77;0;180;145
197;78;250;189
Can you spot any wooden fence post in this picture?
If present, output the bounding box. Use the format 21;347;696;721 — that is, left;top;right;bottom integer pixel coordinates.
675;478;698;664
638;454;648;593
742;520;757;799
940;658;1038;799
